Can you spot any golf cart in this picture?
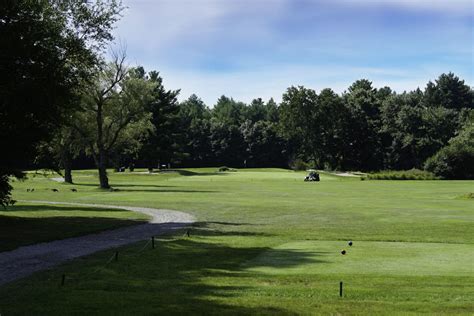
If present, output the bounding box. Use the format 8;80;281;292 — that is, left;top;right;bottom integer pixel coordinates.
304;170;320;182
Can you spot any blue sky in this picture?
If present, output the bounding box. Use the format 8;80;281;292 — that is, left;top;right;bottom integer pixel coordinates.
113;0;473;106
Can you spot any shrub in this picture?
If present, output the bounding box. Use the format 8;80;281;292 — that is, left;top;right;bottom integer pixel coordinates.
290;159;310;171
365;169;438;180
218;166;237;172
424;123;474;179
459;193;474;199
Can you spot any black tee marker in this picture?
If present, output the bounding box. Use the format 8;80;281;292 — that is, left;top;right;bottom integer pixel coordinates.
341;250;346;255
348;241;353;246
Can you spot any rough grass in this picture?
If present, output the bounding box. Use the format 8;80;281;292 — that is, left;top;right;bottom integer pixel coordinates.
363;169;439;180
0;168;473;314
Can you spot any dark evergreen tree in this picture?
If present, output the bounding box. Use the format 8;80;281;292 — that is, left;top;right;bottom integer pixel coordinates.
139;70;181;169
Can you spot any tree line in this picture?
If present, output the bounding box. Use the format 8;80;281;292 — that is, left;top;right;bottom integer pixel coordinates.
47;70;472;184
1;1;473;206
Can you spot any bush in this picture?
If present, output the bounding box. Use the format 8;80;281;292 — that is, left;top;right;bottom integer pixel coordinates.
424;123;474;179
290;159;310;171
459;193;474;199
364;169;438;180
218;166;237;172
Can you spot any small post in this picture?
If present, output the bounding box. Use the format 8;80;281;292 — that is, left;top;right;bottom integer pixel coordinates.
115;251;119;262
339;281;343;297
61;274;66;286
152;236;155;249
186;229;190;237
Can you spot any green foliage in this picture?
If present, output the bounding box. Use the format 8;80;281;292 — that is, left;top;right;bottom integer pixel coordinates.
241;120;287;167
364;169;439;180
73;59;156;188
139;69;182;168
0;171;18;208
289;158;310;171
424;122;474;179
212;95;246;126
0;0;123;204
217;166;236;172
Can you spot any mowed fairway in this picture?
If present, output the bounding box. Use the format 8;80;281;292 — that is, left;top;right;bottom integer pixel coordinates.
0;168;473;314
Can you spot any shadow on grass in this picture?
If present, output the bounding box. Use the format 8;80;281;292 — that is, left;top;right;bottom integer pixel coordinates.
0;222;324;314
111;189;219;193
0;215;146;253
161;169;229;177
63;183;219;193
3;205;129;213
69;183;176;188
188;222;269;237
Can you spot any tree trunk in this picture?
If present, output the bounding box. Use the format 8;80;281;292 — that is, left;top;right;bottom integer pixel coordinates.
95;99;110;189
61;147;73;184
64;164;73;184
98;149;110;189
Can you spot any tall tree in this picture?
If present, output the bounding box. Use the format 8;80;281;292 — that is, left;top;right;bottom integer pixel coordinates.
279;86;319;164
423;73;473;111
342;79;383;170
212;95;246;126
265;98;280;123
35;127;83;184
178;95;212;166
380;90;425;169
74;54;155;188
0;0;123;206
241;120;287;167
244;98;267;123
139;70;181;169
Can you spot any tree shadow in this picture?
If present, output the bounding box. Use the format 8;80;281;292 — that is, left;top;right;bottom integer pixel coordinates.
50;183;219;193
161;169;229;177
3;205;129;213
201;221;260;226
109;189;219;193
0;215;146;252
0;221;328;314
188;221;269;237
71;183;176;188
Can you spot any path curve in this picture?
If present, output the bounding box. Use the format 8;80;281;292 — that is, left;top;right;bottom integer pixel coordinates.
0;201;195;286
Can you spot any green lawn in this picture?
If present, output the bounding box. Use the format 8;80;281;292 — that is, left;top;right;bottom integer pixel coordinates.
0;168;473;314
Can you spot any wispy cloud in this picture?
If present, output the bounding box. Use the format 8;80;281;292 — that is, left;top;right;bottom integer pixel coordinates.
331;0;474;14
114;0;473;106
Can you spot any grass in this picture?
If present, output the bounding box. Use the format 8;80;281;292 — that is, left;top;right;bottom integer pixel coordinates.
0;202;148;252
0;168;473;314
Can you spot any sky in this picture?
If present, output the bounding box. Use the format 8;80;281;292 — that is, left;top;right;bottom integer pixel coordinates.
113;0;474;106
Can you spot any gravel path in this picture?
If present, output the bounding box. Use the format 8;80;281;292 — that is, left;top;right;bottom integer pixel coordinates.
0;201;195;286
